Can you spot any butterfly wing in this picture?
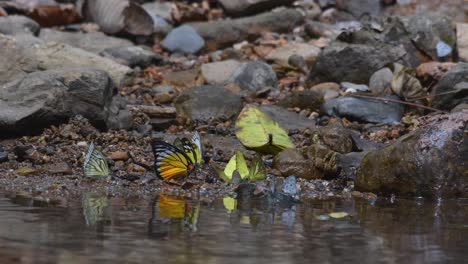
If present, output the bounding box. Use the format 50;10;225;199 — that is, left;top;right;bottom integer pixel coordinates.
248;154;266;182
174;137;198;165
191;131;203;165
152;140;194;180
83;142;109;178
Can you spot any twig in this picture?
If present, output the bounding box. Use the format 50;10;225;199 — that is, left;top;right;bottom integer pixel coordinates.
348;94;447;113
406;90;459;102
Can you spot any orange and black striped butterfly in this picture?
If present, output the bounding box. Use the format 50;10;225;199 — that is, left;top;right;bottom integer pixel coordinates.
152;132;202;181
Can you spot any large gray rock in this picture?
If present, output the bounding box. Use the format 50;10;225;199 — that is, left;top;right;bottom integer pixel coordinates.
174;85;242;122
0;35;134;88
39;29;133;54
309;41;410;84
0;15;40;36
0;68;132;134
218;0;296;17
356;111;468;198
34;42;133;88
321;96;404;124
402;13;456;60
191;8;304;51
161;25;205;54
228;61;277;92
432;63;468;111
308;16;427;85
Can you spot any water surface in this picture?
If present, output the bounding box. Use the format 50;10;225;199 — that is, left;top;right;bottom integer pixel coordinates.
0;191;467;264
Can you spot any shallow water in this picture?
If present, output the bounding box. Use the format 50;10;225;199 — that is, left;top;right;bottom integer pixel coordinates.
0;191;467;264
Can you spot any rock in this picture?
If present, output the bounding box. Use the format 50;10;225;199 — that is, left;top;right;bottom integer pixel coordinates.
191;8;304;51
150;118;177;131
108;151;129;161
309;41;411;84
1;35;132;88
128;105;176;117
308;15;430;85
142;1;173;22
273;148;323;179
39;29;133;54
161;25;205;54
203;134;246;161
369;67;393;95
276;90;324;111
310;124;353;154
265;42;321;66
281;175;297;196
0;151;7;163
340;82;369;92
310;82;340;101
105;95;133;130
304;21;337;39
0;15;40;36
76;0;154;36
321;95;404;124
432;63;468;110
162;69;202;90
402;13;456;60
218;0;295;17
201;60;241;85
259;105;316;131
356;111;468;198
337;151;367;179
34;42;134;88
100;46;162;67
457;23;468;62
336;0;381;18
227;61;277;92
174;85;242;122
452;103;468;113
0;68;130;135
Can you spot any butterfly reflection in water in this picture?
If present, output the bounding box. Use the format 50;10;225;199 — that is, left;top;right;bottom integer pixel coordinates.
83;142;110;178
152;132;203;181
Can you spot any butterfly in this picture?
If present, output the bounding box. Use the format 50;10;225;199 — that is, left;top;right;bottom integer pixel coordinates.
152;132;203;181
83;142;110;178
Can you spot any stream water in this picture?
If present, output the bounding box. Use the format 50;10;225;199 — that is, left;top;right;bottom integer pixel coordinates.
0;191;467;264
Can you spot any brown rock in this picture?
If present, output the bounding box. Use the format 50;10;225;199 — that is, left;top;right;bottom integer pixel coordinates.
310;82;340;101
273;148;323;179
108;151;129;161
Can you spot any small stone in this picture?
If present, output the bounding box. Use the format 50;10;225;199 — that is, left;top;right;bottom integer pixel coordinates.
114;160;125;167
310;82;340;101
340;82;369;92
227;61;278;92
266;42;320;66
369;67;393;95
108;151;130;161
161;25;205;54
282;176;297;196
201;60;241;85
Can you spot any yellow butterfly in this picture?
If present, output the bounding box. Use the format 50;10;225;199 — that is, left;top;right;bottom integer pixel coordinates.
152;132;203;181
83;142;109;178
